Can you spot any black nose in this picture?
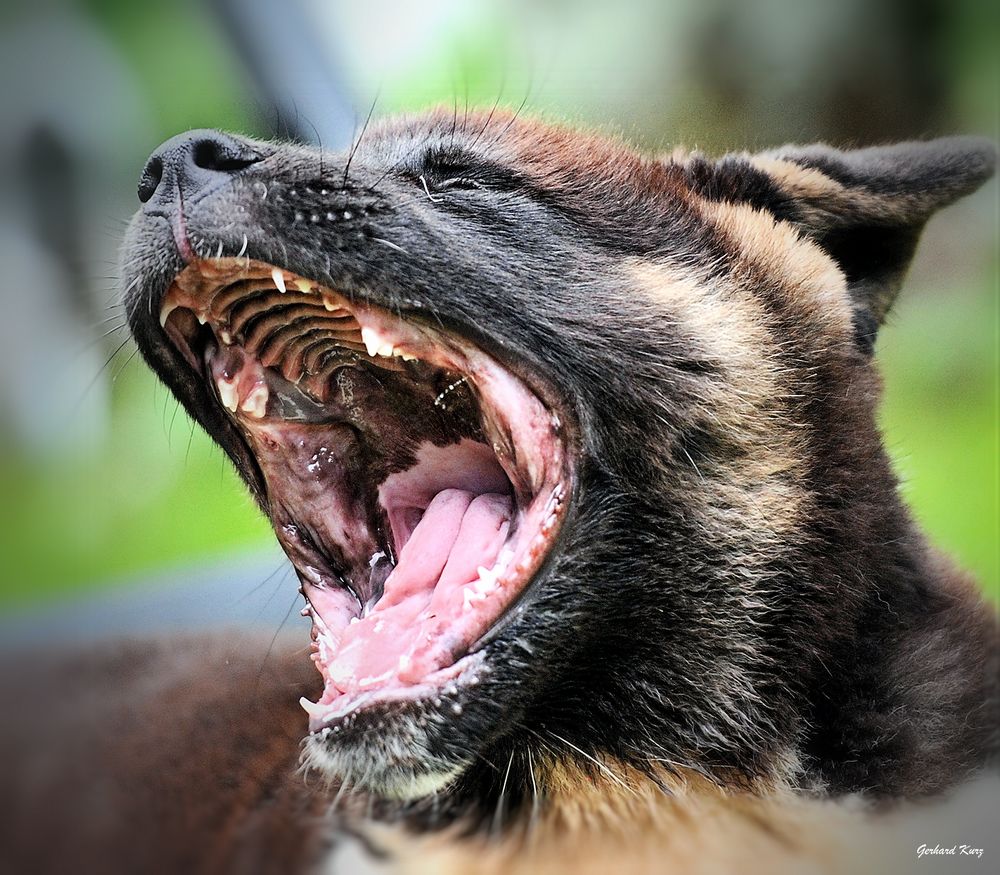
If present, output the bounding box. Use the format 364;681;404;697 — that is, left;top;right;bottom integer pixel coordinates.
137;130;262;207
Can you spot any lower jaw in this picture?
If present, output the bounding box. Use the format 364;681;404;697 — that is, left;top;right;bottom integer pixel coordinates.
303;719;472;800
301;642;493;801
301;643;490;731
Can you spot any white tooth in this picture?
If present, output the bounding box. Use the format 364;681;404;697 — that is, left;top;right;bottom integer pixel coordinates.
298;696;328;718
321;292;340;311
376;342;395;358
196;311;208;325
240;384;269;418
271;268;287;293
217;378;239;412
159;300;178;328
360;326;382;357
219;329;232;345
400;352;418;362
475;566;498;593
294;278;313;293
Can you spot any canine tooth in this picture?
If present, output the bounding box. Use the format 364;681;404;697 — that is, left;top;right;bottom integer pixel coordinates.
271;268;287;293
219;329;232;345
159;300;179;328
294;278;313;293
196;311;208;325
216;378;239;412
298;696;329;718
361;326;388;357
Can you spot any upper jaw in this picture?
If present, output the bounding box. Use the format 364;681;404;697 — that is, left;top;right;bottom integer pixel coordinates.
145;255;577;731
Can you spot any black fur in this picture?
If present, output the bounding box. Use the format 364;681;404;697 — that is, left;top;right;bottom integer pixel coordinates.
123;111;998;829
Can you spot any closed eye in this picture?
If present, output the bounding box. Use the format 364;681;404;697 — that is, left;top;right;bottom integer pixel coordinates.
419;148;524;194
435;175;485;192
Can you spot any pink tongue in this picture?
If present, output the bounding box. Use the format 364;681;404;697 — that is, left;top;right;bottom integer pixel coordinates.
376;489;473;611
325;488;512;695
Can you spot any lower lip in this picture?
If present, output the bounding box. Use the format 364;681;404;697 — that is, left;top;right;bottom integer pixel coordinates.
302;650;487;732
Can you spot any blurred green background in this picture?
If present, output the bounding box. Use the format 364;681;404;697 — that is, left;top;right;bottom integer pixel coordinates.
0;0;996;610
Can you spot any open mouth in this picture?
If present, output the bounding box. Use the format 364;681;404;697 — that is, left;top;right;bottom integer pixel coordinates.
157;258;572;731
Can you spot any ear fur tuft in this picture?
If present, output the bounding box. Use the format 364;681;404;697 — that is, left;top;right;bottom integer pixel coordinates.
749;137;996;351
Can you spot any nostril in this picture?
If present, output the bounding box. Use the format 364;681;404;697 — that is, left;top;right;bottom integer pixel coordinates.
192;138;260;173
137;155;163;203
138;130;262;209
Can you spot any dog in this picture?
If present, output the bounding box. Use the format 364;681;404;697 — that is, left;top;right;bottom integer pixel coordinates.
5;110;996;874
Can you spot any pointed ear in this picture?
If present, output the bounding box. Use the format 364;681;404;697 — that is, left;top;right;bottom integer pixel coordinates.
746;137;996;351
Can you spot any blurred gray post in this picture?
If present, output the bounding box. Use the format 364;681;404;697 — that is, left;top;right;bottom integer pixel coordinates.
210;0;356;149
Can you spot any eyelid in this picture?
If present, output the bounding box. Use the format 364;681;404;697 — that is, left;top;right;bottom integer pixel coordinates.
436;176;484;191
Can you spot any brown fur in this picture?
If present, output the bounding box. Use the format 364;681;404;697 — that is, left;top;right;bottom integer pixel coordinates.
1;636;330;875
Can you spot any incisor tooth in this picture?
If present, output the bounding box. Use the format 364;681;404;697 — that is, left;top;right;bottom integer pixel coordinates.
271;268;287;293
159;300;178;328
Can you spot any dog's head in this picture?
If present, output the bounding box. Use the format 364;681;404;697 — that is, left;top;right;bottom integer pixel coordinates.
123;111;994;815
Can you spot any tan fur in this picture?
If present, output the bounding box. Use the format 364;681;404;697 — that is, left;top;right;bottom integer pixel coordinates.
391;769;833;875
629;258;810;572
380;761;997;875
750;156;849;205
750;154;942;229
693;198;854;343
